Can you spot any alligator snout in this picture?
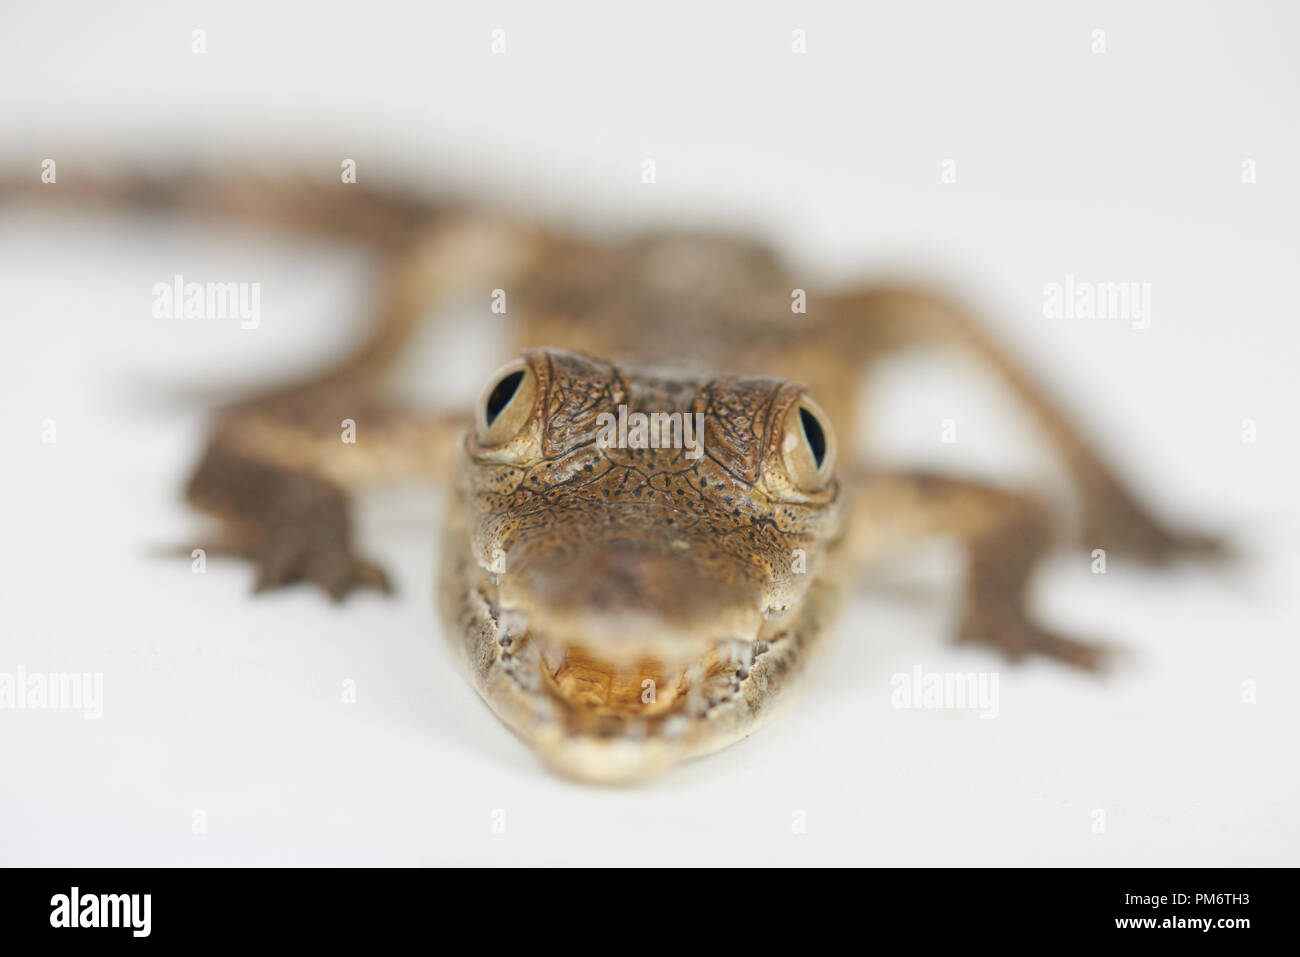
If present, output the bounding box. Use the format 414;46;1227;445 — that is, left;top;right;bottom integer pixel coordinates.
496;525;768;666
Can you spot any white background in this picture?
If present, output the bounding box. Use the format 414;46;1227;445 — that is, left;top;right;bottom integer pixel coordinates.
1;1;1296;865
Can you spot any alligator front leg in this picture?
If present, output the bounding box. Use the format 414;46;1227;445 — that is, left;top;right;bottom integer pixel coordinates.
827;286;1229;565
846;470;1108;670
186;386;468;599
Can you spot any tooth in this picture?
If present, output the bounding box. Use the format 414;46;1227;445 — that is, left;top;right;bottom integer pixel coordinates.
764;604;790;622
684;669;710;714
499;608;528;638
716;642;737;669
542;644;565;675
662;716;688;740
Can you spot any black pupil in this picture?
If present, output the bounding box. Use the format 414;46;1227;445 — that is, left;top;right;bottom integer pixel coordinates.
485;370;525;426
799;406;826;468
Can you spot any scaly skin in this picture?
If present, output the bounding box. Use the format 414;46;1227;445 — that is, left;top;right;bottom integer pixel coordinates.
3;167;1228;780
441;349;845;781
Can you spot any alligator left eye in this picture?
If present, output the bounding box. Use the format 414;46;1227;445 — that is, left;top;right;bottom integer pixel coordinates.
781;396;836;491
476;358;538;445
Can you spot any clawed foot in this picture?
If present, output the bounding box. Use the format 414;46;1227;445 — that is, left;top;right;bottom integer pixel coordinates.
173;535;393;601
1081;479;1234;566
249;536;392;600
184;442;395;601
960;588;1111;672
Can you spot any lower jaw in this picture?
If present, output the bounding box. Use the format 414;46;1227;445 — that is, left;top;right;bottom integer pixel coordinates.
442;527;838;780
531;728;686;784
479;606;813;783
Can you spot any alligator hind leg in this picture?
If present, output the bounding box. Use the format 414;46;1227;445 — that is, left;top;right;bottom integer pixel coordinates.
187;385;469;600
4;163;550;393
846;470;1108;670
827;286;1228;565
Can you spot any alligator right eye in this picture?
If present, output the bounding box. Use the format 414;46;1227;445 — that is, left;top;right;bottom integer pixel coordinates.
476;358;538;446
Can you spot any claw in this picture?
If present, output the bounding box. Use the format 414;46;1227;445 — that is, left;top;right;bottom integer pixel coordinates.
960;597;1110;672
1081;479;1234;567
160;533;392;601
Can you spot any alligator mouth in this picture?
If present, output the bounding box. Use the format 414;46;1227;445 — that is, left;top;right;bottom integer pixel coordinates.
480;584;781;743
454;498;832;780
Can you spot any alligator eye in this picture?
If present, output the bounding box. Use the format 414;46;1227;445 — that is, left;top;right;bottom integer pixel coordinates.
476;358;538;445
781;395;836;491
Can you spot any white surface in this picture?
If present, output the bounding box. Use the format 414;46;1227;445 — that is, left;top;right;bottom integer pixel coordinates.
1;0;1297;866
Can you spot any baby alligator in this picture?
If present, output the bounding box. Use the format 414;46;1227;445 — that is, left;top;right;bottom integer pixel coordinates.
5;167;1227;780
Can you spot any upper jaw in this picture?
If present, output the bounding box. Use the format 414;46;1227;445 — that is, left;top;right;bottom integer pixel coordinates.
476;529;791;712
482;519;802;656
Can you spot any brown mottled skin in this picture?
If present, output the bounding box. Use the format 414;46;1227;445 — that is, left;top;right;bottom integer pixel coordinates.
441;349;847;776
5;168;1226;780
